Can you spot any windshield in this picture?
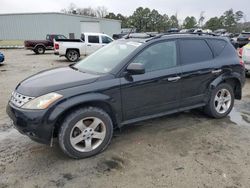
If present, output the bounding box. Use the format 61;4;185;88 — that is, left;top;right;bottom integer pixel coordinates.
74;41;142;74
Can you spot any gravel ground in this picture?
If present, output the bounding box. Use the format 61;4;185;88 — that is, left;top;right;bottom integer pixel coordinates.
0;49;250;188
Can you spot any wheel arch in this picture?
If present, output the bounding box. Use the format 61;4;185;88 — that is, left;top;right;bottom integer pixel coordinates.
48;94;119;137
209;72;243;100
66;48;80;55
34;43;46;49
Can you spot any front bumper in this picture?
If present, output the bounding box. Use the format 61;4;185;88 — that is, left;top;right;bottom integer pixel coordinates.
6;102;53;145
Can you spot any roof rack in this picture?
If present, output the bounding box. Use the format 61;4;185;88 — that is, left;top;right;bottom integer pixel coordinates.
146;32;219;42
124;32;158;39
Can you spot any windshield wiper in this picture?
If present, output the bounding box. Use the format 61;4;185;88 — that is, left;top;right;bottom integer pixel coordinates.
69;65;78;71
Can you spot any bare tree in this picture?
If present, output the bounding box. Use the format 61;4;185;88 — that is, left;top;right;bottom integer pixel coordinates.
95;6;108;18
198;11;205;27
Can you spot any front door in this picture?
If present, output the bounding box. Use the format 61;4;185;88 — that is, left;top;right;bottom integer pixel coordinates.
120;40;181;121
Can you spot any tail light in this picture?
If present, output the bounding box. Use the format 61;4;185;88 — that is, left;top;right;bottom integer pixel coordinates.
54;43;59;50
238;48;243;58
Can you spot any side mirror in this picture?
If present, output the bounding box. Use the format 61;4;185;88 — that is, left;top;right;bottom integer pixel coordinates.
127;63;145;75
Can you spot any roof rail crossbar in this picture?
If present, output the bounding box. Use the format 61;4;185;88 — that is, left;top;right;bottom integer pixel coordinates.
146;32;219;42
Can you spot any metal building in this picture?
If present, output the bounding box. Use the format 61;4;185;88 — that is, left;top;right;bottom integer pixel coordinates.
0;12;121;40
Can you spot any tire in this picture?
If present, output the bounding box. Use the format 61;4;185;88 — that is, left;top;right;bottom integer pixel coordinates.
35;46;45;54
204;83;234;118
58;107;113;159
66;49;79;62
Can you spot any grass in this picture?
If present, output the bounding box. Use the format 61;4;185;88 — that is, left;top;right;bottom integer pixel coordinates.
0;40;24;46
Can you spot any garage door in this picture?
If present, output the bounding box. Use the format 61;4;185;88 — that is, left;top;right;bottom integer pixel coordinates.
81;22;100;33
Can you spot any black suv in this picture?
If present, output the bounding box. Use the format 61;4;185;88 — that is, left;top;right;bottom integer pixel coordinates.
7;34;245;159
237;32;250;47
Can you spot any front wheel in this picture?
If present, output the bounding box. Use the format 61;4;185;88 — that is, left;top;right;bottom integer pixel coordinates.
204;83;234;118
66;50;79;62
58;107;113;159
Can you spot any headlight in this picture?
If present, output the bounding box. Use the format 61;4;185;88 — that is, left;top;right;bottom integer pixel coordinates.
22;93;63;110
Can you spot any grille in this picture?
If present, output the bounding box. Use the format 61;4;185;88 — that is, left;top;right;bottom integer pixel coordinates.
10;91;34;107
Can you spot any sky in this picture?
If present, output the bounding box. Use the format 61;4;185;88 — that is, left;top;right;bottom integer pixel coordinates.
1;0;249;22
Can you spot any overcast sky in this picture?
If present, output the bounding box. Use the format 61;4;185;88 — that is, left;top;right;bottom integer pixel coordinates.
1;0;249;22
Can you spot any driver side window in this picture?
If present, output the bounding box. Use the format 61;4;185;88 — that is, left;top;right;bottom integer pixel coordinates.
132;41;177;72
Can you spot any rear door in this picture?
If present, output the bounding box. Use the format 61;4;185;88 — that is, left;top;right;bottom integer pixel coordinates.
178;39;218;108
86;35;102;55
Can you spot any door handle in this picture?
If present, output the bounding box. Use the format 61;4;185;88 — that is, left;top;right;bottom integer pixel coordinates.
87;44;91;46
167;76;181;82
212;69;222;74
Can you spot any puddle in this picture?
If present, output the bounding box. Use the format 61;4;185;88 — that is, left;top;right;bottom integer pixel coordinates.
228;108;250;126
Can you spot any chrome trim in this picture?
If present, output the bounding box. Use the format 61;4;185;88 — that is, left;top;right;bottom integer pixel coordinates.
10;91;34;107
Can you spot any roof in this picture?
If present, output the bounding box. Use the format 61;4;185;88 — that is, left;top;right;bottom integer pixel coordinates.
0;12;121;23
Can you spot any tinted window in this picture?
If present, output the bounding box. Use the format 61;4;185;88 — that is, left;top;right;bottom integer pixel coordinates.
179;39;213;65
88;35;99;43
240;33;250;38
102;36;113;44
54;35;67;40
132;41;177;72
207;39;227;56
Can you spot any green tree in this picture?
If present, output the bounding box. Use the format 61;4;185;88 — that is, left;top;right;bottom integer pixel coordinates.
204;17;223;31
183;16;197;29
169;15;179;28
105;13;117;19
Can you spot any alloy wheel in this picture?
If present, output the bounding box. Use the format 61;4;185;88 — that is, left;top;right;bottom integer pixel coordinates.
68;51;78;61
214;88;232;114
70;117;106;152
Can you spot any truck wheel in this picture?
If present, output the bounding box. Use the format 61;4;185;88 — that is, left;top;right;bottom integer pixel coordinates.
35;46;45;54
204;83;234;118
66;50;79;62
58;107;113;159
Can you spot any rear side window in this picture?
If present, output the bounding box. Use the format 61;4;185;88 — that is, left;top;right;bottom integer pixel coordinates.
179;39;213;65
88;35;99;43
207;39;227;56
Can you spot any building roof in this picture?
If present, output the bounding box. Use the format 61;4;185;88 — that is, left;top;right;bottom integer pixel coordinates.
0;12;122;23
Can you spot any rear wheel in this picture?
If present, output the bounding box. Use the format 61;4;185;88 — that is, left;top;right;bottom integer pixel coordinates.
66;49;79;62
35;46;45;54
58;107;113;159
204;83;234;118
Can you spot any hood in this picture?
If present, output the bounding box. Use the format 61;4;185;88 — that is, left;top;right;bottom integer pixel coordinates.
16;67;100;97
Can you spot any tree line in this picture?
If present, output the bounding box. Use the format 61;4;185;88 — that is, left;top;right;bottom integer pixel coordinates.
62;4;249;33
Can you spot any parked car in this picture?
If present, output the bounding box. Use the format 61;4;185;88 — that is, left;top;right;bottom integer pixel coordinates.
112;33;126;40
7;34;245;159
54;32;113;62
24;34;67;54
237;32;250;48
242;43;250;75
0;52;4;64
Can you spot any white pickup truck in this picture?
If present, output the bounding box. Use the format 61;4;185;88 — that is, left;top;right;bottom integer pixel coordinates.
54;32;113;62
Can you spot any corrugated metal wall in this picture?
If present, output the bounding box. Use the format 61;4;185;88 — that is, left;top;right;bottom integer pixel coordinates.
0;13;121;40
